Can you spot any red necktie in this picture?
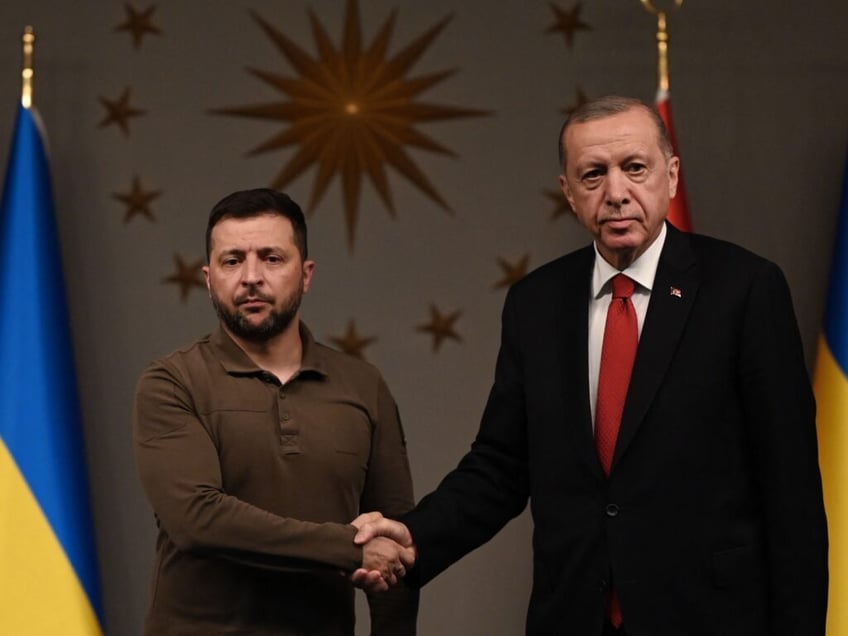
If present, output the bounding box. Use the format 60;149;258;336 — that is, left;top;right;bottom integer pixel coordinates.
595;274;637;475
595;274;637;628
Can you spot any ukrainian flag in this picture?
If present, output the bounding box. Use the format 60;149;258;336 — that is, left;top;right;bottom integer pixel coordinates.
815;154;848;635
0;105;103;633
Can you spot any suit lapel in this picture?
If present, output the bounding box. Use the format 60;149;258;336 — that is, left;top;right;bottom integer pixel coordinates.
612;224;699;471
555;247;603;478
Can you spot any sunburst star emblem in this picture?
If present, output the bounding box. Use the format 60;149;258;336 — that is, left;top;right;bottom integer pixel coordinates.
213;0;489;248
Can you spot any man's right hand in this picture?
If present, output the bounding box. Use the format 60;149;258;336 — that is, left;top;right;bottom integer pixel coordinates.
350;517;416;594
354;517;414;548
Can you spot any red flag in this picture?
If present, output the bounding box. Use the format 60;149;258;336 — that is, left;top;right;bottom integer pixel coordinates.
656;88;692;231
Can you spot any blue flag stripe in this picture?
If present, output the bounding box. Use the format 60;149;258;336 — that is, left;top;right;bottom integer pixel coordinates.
0;105;102;618
824;153;848;373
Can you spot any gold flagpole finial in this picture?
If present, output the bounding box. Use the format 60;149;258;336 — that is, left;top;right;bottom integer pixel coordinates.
22;26;35;109
640;0;683;92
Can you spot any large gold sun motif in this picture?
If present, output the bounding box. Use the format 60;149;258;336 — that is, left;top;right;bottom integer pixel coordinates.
213;0;488;248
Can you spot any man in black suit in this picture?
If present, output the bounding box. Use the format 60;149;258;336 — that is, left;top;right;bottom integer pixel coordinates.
353;95;828;635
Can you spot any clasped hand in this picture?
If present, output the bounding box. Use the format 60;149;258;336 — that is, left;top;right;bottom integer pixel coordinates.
349;512;416;594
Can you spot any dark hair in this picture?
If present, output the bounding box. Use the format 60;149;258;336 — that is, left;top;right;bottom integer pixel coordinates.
557;96;673;170
205;189;308;262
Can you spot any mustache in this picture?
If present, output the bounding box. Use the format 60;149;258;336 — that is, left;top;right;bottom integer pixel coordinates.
599;209;639;223
235;289;274;304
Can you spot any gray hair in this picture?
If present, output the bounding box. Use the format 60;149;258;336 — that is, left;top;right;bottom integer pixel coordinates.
557;95;674;170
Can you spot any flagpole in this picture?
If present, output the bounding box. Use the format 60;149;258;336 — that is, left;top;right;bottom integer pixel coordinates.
639;0;682;91
22;26;34;109
638;0;692;231
1;28;105;633
655;11;669;91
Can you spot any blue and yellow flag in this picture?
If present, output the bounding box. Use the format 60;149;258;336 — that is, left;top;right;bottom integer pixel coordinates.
815;154;848;635
0;105;103;634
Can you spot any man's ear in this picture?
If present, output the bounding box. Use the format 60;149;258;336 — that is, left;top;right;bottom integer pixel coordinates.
202;265;211;296
302;260;316;293
667;156;680;199
559;173;576;214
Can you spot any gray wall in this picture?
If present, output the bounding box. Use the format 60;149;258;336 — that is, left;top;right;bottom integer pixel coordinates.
1;1;846;634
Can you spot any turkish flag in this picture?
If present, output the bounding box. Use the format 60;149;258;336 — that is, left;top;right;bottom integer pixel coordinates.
656;88;693;231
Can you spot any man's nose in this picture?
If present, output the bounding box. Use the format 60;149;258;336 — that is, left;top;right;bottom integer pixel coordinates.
605;169;630;207
241;256;262;284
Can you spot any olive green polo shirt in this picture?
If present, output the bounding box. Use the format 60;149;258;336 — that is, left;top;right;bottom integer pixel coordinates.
134;323;417;635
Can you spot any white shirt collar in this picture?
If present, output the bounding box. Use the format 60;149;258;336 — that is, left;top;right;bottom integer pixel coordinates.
591;222;667;298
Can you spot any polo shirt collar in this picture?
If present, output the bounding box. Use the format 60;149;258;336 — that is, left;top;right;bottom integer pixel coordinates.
210;322;328;379
298;323;328;377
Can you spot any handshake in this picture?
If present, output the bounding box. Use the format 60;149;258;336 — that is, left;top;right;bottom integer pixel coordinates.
349;512;416;594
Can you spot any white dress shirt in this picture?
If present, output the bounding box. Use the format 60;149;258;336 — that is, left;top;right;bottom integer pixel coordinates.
588;222;667;426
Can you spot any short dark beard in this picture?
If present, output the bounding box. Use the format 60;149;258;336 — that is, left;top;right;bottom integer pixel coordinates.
210;282;303;343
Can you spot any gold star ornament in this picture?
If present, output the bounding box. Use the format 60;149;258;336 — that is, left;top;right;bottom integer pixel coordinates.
163;254;205;302
561;86;591;116
113;175;161;223
417;304;462;352
115;4;162;49
494;254;530;290
330;320;376;359
214;0;489;248
546;2;592;48
545;188;573;221
98;87;146;136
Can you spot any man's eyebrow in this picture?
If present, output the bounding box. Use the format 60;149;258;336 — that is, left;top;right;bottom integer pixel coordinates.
575;160;607;173
214;248;247;261
621;152;649;163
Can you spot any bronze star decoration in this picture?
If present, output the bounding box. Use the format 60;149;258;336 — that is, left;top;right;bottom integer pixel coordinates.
113;175;161;223
213;0;489;249
330;320;377;359
417;304;462;352
546;2;592;48
494;254;530;290
163;254;206;302
115;3;161;49
561;86;590;116
98;87;145;137
545;188;573;221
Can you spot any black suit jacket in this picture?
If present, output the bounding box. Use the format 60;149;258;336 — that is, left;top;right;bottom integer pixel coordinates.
403;224;828;635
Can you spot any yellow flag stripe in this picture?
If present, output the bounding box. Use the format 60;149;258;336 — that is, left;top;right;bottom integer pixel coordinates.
0;439;102;635
813;336;848;635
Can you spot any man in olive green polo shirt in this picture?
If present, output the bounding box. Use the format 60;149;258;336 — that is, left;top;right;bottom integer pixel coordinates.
134;189;417;635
